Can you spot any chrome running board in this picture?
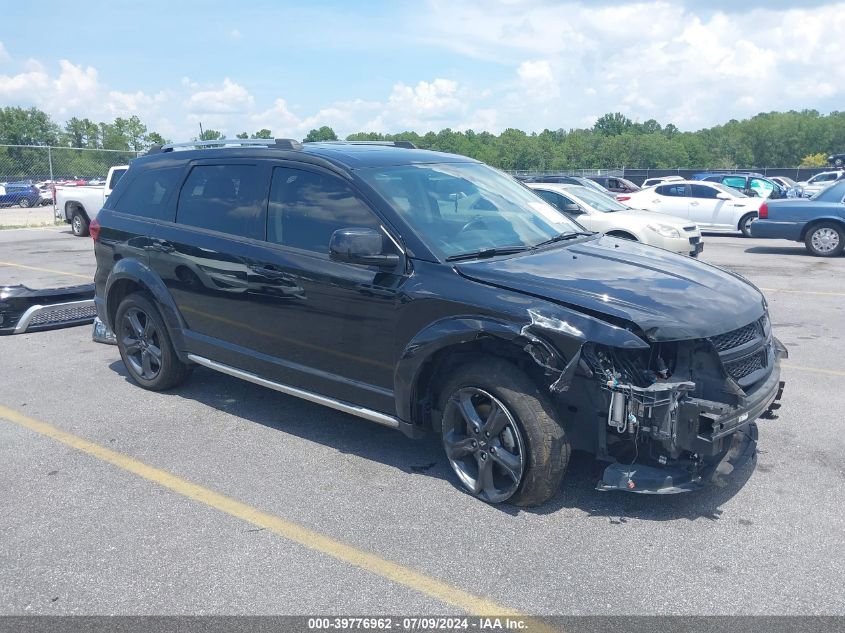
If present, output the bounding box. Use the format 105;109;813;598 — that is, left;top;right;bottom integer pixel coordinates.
186;354;401;429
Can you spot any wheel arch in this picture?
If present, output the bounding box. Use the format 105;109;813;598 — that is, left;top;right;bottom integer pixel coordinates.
65;200;88;222
605;230;639;241
395;316;583;430
799;217;845;241
737;210;758;231
105;259;189;361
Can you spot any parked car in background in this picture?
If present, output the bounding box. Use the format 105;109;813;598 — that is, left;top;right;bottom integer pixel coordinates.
525;174;616;197
827;152;845;168
694;172;785;199
528;183;703;256
751;180;845;257
589;175;640;195
641;175;684;188
796;170;843;197
623;180;763;236
92;138;785;504
54;165;128;236
0;183;41;208
769;176;802;197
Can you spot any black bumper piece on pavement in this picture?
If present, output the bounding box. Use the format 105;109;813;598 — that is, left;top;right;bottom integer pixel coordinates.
0;284;96;335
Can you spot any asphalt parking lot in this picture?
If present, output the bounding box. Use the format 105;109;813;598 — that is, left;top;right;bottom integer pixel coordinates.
1;226;843;619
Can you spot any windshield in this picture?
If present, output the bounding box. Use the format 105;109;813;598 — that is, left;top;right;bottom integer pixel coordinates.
359;163;583;259
711;182;748;198
578;177;615;196
566;186;629;213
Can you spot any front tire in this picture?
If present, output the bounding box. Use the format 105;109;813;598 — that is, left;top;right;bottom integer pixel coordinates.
834;158;844;167
804;222;844;257
437;357;569;506
19;197;31;208
71;212;89;237
115;292;192;390
739;212;757;238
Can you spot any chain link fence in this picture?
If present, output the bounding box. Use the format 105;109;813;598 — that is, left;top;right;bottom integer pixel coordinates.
0;144;141;228
0;144;140;185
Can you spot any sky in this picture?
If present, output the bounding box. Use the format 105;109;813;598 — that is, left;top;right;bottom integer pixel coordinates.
1;0;844;140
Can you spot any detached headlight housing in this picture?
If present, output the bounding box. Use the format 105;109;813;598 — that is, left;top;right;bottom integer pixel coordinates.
647;224;681;238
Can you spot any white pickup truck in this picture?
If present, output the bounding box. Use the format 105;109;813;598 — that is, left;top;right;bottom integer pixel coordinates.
54;165;128;236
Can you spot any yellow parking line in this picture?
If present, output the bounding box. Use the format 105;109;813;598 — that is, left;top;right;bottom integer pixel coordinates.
0;404;523;618
783;364;845;377
761;287;845;297
0;260;90;281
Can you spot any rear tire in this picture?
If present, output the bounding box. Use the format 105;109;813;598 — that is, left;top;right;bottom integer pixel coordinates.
437;357;569;506
739;212;757;238
804;222;844;257
115;292;192;391
835;158;844;167
71;211;89;237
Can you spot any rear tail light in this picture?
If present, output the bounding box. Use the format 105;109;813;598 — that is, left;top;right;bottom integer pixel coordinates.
759;202;768;219
617;195;631;202
89;217;101;242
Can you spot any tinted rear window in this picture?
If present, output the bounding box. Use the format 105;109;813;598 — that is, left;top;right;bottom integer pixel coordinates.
114;167;182;220
176;164;267;240
690;184;718;199
656;184;687;197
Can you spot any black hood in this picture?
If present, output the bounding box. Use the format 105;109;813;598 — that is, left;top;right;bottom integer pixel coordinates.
455;235;765;342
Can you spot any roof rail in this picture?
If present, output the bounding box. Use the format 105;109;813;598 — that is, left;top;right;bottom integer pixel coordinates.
310;140;418;150
146;138;302;155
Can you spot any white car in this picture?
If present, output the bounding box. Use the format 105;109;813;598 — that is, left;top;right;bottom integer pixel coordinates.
796;170;843;197
528;183;703;256
621;180;763;237
641;175;684;188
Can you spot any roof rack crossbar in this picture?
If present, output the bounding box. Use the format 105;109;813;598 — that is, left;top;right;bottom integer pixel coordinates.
310;140;418;150
148;138;302;154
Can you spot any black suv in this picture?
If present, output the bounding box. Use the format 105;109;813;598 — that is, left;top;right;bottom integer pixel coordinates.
93;139;786;505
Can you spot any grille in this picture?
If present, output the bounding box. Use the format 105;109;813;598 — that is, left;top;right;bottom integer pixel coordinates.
710;319;761;352
723;349;767;380
29;304;97;326
689;236;701;245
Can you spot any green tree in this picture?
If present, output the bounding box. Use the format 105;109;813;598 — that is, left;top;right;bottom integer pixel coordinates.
236;132;249;139
0;106;60;145
199;129;225;141
593;112;633;136
800;152;829;167
251;129;273;139
303;126;338;142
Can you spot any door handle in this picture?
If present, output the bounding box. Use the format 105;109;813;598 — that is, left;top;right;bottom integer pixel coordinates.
690;201;699;206
652;199;661;203
148;239;174;252
250;264;287;278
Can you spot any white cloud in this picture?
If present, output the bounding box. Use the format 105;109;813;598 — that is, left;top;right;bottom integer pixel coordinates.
185;77;254;116
421;0;845;130
517;60;559;101
4;3;845;141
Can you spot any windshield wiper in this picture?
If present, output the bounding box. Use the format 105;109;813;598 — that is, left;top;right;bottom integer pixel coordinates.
445;246;531;262
533;231;595;248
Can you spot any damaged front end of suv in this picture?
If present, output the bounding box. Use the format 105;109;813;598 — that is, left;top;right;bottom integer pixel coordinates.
563;315;785;494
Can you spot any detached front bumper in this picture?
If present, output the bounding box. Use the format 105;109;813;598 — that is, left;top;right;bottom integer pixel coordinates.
597;343;786;494
0;284;96;335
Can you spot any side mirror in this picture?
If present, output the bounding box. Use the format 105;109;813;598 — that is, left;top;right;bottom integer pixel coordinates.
561;202;582;214
329;228;400;269
716;192;731;200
